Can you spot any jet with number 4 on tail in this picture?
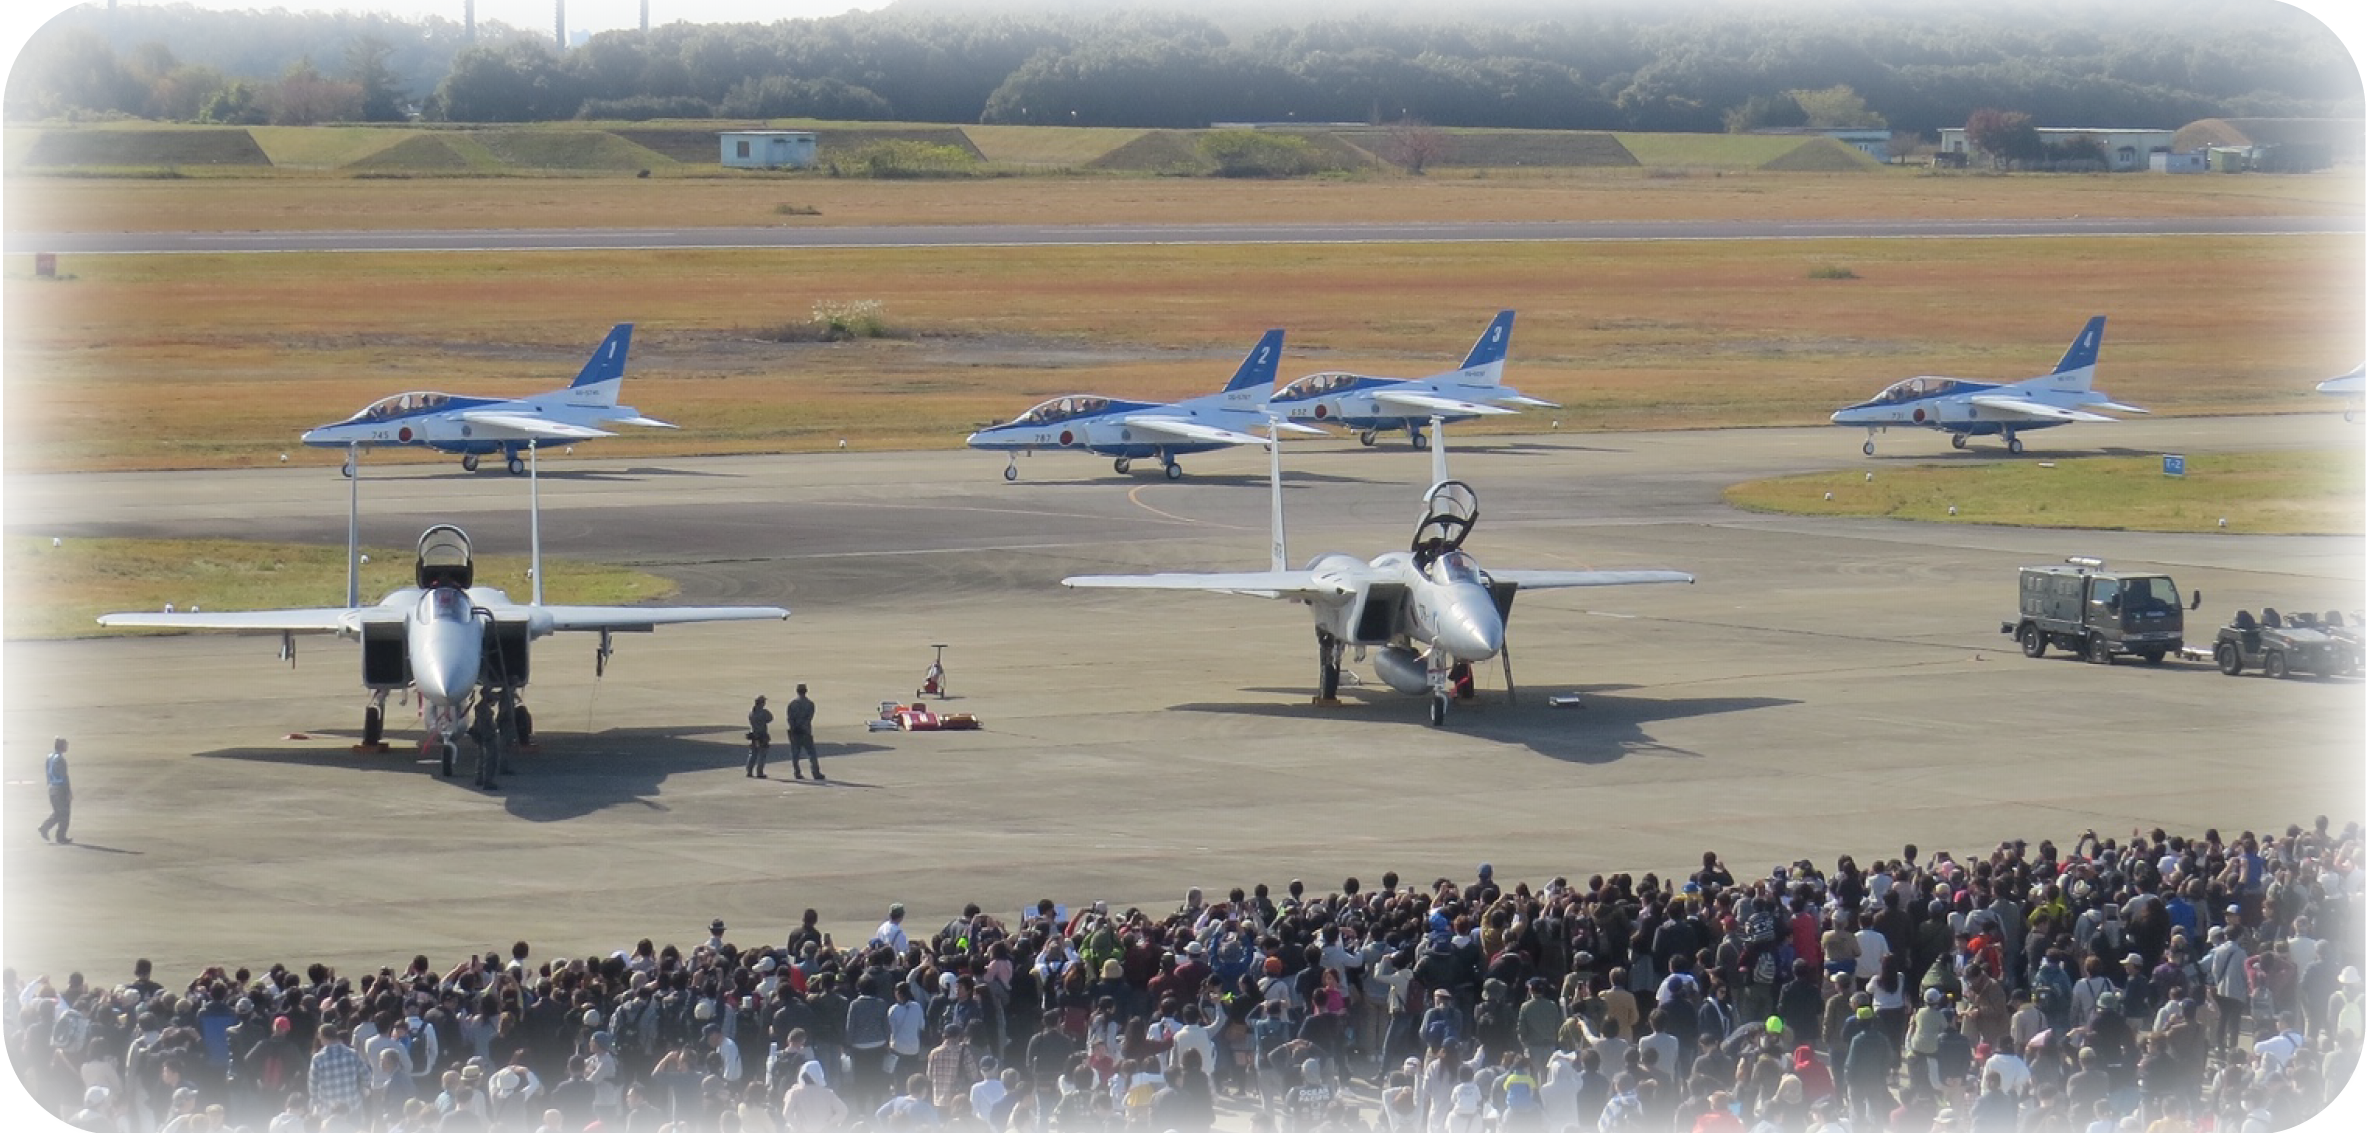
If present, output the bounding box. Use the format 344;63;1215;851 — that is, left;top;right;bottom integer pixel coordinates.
301;323;675;475
1268;311;1555;450
97;453;785;783
965;329;1323;481
1830;316;2144;456
1061;419;1691;726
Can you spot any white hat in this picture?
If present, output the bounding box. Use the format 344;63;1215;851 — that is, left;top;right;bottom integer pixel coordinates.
84;1086;110;1108
800;1061;828;1086
2340;966;2363;988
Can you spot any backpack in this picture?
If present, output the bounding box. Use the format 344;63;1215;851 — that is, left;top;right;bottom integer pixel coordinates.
1503;1073;1540;1112
1752;950;1781;986
1421;1017;1452;1050
2032;975;2067;1018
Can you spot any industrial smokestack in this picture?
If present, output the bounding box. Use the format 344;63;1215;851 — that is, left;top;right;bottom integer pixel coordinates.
641;0;649;33
464;0;474;41
555;0;566;48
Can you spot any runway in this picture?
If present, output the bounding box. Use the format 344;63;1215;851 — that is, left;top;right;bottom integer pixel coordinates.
3;417;2360;980
10;214;2360;255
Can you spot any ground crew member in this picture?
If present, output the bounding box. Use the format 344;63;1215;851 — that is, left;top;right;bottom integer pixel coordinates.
787;685;821;780
469;701;499;790
747;696;773;778
38;737;72;844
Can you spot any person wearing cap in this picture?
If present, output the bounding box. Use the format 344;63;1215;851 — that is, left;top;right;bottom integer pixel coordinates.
786;683;822;780
1840;1010;1896;1128
747;696;774;778
242;1014;305;1112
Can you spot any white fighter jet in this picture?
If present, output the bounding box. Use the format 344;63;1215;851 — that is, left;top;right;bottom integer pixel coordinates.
301;323;676;475
1267;311;1556;449
2318;364;2362;422
1830;316;2144;455
97;454;785;780
1062;421;1692;725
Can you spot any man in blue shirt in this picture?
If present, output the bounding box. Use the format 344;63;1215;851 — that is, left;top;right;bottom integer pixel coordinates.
38;736;72;844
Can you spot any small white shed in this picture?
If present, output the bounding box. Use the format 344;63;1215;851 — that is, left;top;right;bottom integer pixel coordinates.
719;130;817;170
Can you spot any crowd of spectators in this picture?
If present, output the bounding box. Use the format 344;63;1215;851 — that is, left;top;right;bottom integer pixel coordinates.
7;817;2361;1133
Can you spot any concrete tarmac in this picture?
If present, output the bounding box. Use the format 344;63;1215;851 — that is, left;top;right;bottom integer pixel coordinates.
3;416;2361;980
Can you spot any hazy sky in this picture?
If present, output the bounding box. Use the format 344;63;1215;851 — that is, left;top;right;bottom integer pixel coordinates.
14;1;896;43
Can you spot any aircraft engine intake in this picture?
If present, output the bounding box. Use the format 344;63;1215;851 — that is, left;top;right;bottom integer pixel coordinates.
1372;645;1433;696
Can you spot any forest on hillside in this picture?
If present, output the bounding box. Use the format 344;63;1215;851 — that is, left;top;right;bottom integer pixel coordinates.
6;0;2359;136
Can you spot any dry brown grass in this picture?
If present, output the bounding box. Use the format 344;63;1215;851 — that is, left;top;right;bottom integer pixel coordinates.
6;166;2356;234
4;232;2357;472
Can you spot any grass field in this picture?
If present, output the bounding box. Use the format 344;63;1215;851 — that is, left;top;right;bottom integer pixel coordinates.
2;230;2358;471
1722;450;2364;535
4;536;679;640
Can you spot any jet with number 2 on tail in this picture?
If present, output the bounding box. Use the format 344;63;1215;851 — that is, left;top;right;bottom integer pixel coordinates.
1830;316;2144;456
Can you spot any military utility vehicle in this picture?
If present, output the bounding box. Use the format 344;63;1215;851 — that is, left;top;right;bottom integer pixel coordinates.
2002;557;2198;665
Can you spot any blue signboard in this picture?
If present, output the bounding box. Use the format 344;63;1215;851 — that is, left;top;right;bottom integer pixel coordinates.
2163;454;2186;477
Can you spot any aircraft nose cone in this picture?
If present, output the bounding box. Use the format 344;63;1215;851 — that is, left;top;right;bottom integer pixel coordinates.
1438;600;1503;661
411;621;481;706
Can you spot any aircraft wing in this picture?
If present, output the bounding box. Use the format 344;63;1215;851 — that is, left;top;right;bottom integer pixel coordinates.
457;411;620;440
1964;396;2115;423
1113;416;1271;447
600;414;680;429
2083;400;2149;415
1487;570;1695;590
1370;391;1518;416
512;605;789;632
1063;571;1359;600
95;607;387;634
1494;394;1562;408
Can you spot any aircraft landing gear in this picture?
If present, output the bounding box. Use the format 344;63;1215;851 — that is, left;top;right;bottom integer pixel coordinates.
1410;427;1431;451
2005;430;2025;455
1862;438;1876;456
362;705;384;746
506;454;527;476
462;454;481;472
340;456;357;478
1358;430;1378;448
1315;631;1343;700
438;738;457;778
1002;455;1019;482
1113;457;1132;475
1950;434;1969;450
1429;693;1449;726
1162;459;1182;480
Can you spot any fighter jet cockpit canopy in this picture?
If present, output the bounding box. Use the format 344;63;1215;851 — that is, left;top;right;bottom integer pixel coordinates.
416;525;474;590
1868;377;1966;404
1011;396;1112;426
345;391;456;423
1270;371;1368;403
1412;480;1480;565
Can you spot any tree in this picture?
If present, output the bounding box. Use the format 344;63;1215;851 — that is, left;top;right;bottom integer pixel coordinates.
1963;107;2042;166
1722;92;1805;133
345;34;405;121
1196;130;1320;177
269;57;363;124
1787;84;1884;128
1380;118;1453;173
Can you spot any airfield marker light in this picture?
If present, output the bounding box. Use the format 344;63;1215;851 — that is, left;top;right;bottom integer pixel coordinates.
1948;506;1958;516
1823;492;1833;501
1865;472;1874;481
839;438;848;449
51;537;60;547
2219;518;2228;528
280;453;289;462
1551;420;1561;429
359;554;370;565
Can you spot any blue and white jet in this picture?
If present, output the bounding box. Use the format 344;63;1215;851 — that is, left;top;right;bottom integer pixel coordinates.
1269;311;1556;449
1830;316;2145;455
301;323;675;475
965;329;1322;481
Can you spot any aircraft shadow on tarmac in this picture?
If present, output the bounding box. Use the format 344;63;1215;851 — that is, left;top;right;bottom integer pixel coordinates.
1003;470;1381;488
191;729;891;822
448;466;740;482
1183;686;1796;764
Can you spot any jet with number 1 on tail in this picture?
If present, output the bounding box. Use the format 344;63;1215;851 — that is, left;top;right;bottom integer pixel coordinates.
964;329;1325;481
1061;419;1692;726
301;323;675;476
1830;316;2144;456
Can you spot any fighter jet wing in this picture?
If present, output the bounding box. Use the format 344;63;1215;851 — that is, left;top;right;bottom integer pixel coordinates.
1113;416;1272;447
1370;391;1518;416
1063;570;1361;600
1964;396;2115;423
598;414;680;429
96;607;390;633
2082;400;2149;415
1486;569;1695;590
457;411;620;440
1493;393;1562;408
495;605;789;632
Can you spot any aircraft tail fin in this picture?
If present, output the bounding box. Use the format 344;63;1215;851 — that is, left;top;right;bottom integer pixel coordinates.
2049;316;2106;383
1224;329;1287;394
561;323;635;405
1457;310;1516;379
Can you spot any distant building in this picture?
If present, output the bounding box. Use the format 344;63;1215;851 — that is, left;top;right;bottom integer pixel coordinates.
2150;151;2207;174
1749;127;1891;162
1937;127;2175;171
719;130;817;170
2171;118;2361;172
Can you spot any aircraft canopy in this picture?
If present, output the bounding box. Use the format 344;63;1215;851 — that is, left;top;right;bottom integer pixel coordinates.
355;391;455;420
1271;371;1367;402
1013;396;1111;425
1870;377;1966;403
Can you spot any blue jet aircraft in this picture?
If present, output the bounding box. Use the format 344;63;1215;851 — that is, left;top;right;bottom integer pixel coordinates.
1830;316;2144;455
1268;311;1556;449
302;323;674;475
965;329;1321;481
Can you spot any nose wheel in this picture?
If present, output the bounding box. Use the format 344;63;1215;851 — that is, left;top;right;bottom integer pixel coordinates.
1862;438;1876;456
1002;455;1019;482
462;454;482;472
1950;434;1968;450
1113;457;1132;475
1162;458;1182;480
1429;693;1449;726
506;454;527;475
1358;430;1378;447
2005;431;2025;455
